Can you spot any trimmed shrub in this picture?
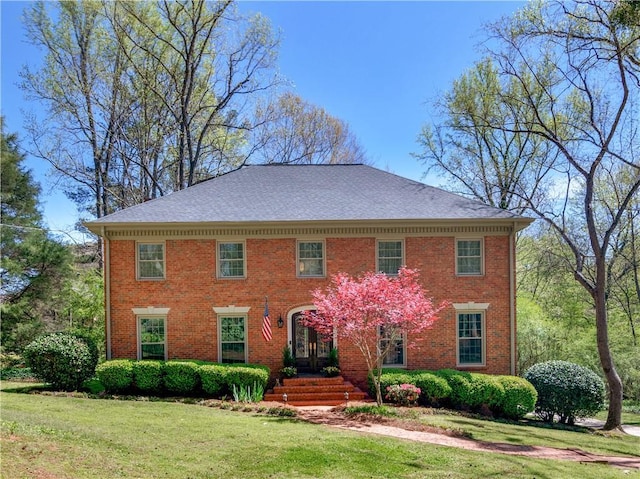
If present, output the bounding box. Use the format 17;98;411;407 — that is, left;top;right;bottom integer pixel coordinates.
437;370;504;411
164;361;200;394
224;365;269;392
96;360;134;392
524;360;605;424
412;372;452;406
199;364;228;396
132;360;164;393
23;332;98;391
496;375;537;419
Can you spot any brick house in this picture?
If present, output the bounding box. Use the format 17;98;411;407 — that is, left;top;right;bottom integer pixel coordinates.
85;164;532;389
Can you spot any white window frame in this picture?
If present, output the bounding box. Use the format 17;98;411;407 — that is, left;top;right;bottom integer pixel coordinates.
454;302;489;367
297;240;325;278
217;240;246;279
213;306;250;364
136;242;166;280
378;325;407;368
133;307;170;360
455;238;484;276
376;239;404;276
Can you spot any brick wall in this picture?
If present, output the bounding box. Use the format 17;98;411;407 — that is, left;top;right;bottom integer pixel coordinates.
107;234;513;387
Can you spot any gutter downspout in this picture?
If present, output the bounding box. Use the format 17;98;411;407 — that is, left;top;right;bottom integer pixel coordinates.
103;227;112;360
509;223;516;375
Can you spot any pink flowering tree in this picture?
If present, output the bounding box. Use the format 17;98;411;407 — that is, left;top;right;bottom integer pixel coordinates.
303;267;449;405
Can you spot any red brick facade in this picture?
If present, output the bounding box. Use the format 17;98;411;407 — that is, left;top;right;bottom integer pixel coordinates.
105;231;516;389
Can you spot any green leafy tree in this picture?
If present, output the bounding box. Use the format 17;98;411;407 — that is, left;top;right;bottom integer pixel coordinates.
420;0;639;429
0;119;72;351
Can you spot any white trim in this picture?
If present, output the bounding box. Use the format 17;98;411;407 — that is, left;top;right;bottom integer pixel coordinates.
136;241;166;280
103;229;112;360
213;305;251;314
452;302;490;311
376;238;405;276
455;310;486;368
297;239;326;278
455;238;484;276
132;307;171;315
216;313;248;364
135;313;168;361
378;326;407;368
216;240;247;279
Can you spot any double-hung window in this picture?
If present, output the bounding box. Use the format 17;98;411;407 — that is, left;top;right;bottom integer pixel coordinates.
137;242;165;279
377;240;403;275
219;316;247;363
218;241;245;278
457;311;485;366
298;241;324;277
379;325;406;367
456;239;483;275
139;317;166;360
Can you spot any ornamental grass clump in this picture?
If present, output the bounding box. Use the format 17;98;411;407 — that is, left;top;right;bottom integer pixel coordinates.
385;383;421;406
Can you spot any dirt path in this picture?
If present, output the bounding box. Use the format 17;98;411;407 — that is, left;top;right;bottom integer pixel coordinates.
295;407;640;471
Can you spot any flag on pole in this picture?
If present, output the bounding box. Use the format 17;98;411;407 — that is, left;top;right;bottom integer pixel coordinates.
262;298;272;342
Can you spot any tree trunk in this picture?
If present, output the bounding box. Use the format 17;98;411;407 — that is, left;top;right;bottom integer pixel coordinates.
594;267;623;430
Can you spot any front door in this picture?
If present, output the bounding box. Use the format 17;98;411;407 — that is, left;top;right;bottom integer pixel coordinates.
292;312;332;373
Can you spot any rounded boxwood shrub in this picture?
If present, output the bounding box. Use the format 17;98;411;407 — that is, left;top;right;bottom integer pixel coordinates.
96;360;134;392
412;372;452;406
496;376;537;419
164;361;200;394
23;332;98;391
524;360;605;424
199;364;228;396
132;360;164;393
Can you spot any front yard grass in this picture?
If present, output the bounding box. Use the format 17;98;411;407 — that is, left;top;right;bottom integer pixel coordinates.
1;381;638;478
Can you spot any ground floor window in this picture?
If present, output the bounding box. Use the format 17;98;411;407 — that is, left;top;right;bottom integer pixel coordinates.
138;316;166;360
219;315;247;363
457;312;484;365
379;326;406;367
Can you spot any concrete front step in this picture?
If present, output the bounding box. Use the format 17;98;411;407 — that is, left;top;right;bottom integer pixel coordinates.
264;375;369;406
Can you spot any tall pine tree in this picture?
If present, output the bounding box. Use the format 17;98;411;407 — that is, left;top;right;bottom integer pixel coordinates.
0;118;71;351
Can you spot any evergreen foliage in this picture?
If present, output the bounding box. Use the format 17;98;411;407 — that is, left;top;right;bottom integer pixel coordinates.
23;332;98;390
524;360;605;424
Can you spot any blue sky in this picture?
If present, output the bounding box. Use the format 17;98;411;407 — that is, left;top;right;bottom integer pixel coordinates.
1;1;525;241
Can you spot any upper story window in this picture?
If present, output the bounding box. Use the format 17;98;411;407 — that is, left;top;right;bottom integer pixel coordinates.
137;242;165;280
456;239;483;275
377;240;403;275
298;241;324;277
218;241;245;278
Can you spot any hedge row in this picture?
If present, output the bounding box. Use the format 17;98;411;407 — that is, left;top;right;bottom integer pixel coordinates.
95;360;270;398
372;368;537;419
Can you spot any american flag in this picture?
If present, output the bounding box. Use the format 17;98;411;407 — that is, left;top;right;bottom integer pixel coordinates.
262;299;272;342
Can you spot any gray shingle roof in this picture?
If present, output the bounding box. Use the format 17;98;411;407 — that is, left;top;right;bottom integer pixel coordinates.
85;164;529;227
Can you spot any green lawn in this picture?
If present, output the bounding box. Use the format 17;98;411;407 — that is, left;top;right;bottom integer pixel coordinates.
1;382;638;479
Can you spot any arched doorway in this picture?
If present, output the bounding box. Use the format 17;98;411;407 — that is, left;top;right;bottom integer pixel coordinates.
291;311;333;373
